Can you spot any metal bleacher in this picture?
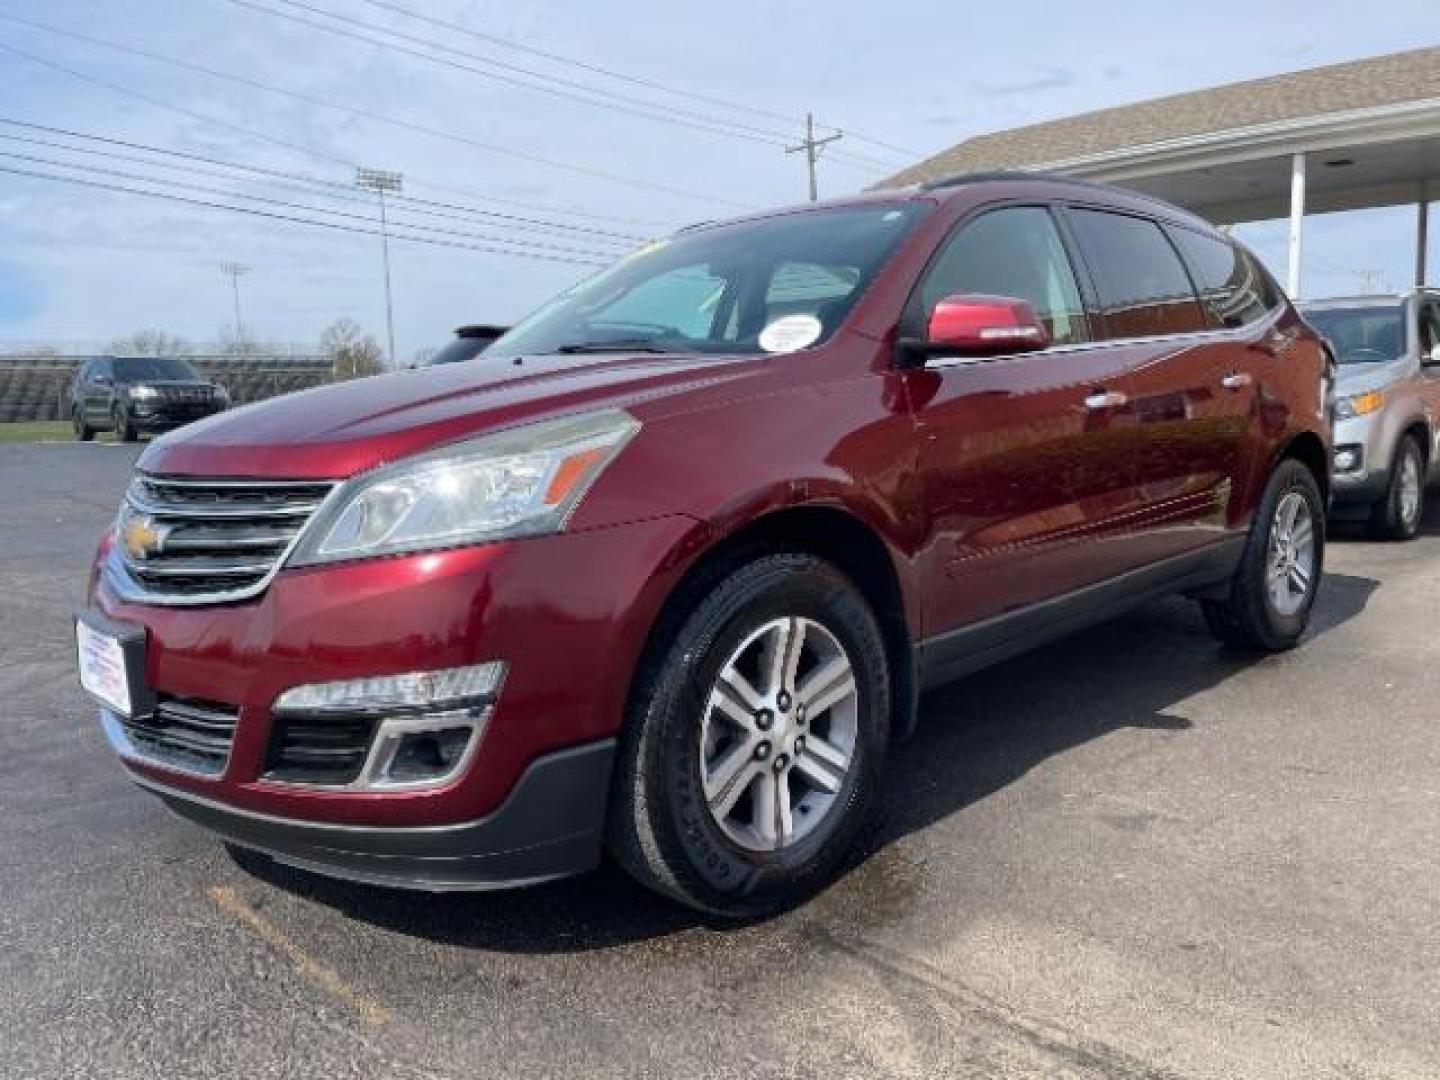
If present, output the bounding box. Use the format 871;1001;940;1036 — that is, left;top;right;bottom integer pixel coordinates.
0;354;333;423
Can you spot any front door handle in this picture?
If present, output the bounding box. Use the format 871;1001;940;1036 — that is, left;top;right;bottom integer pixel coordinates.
1084;389;1129;411
1221;372;1253;391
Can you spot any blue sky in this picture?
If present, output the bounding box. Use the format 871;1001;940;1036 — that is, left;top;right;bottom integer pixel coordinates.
0;0;1434;360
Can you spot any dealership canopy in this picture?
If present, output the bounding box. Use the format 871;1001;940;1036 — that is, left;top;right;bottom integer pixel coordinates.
879;47;1440;299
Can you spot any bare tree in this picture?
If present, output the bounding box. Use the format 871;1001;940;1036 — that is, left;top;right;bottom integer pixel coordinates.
321;318;385;380
107;329;192;356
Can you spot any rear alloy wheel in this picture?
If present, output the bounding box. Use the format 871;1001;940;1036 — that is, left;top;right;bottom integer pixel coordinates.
1202;458;1324;651
72;407;94;442
1369;436;1425;541
609;553;889;916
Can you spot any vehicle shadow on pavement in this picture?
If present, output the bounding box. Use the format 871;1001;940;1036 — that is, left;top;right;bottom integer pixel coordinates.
852;574;1378;873
231;576;1379;950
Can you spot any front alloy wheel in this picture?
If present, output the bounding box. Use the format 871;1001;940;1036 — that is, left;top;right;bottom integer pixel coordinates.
1370;436;1425;541
701;616;859;852
609;553;889;916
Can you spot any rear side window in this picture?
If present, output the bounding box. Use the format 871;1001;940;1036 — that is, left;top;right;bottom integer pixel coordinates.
1168;227;1273;328
1068;209;1207;338
918;206;1089;345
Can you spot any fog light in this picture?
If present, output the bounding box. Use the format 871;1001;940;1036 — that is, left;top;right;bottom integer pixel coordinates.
388;727;474;782
1334;445;1363;474
271;663;503;791
275;661;505;714
364;711;483;789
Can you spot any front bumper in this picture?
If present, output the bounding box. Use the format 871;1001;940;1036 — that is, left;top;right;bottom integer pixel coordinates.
86;514;700;882
130;739;616;890
1330;412;1390;507
128;403;226;431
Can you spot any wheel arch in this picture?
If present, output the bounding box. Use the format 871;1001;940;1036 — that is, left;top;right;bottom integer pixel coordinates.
1275;429;1330;504
628;504;921;742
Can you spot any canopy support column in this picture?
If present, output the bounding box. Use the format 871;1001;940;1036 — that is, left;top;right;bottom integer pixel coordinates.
1287;152;1307;299
1417;181;1430;287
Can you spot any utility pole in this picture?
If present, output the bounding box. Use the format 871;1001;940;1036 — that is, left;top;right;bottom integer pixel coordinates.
785;113;844;202
355;167;404;369
220;261;250;344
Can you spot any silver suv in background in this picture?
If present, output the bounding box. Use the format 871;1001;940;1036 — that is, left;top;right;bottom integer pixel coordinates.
1301;290;1440;540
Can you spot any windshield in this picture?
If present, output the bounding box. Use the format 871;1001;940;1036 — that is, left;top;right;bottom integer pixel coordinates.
114;356;202;381
488;202;930;358
1303;304;1407;365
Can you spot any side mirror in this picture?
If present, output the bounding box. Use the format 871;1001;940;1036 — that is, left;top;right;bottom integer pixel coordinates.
901;293;1050;365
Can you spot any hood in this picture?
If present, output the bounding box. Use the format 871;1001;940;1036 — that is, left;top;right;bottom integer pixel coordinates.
139;351;761;478
1335;355;1410;396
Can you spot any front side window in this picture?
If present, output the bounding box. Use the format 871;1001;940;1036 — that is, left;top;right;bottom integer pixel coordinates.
1303;304;1407;365
917;206;1089;345
489;203;929;358
1167;227;1272;329
1069;209;1207;339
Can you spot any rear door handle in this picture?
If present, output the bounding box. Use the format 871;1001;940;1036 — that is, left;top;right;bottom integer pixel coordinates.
1221;372;1253;390
1084;390;1129;411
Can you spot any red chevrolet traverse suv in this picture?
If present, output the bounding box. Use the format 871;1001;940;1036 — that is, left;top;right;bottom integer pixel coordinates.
78;174;1332;915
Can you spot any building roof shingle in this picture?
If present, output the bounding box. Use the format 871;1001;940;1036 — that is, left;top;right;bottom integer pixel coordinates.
879;46;1440;189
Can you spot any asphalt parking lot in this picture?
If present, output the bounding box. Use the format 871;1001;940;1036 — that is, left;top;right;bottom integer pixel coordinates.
2;440;1438;1080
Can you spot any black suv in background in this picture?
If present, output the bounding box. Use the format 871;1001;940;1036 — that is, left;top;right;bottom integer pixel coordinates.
71;356;229;442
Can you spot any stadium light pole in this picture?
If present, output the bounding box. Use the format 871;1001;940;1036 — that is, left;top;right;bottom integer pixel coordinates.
220;261;250;343
356;167;403;369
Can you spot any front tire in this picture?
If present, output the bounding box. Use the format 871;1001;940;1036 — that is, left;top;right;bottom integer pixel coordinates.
608;553;890;917
114;406;138;443
1202;458;1324;651
1368;435;1425;541
72;407;94;442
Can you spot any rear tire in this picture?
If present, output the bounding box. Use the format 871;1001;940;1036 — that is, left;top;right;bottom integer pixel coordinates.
608;553;890;917
72;407;94;442
1202;458;1324;652
1368;435;1425;541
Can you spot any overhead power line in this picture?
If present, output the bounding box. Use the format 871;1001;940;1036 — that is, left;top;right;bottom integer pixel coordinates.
0;117;643;244
351;0;924;161
227;0;795;147
0;15;750;209
222;0;904;176
0;162;610;266
0;147;623;259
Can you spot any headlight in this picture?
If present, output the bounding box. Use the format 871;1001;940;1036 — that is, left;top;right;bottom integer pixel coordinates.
1334;390;1384;420
288;409;639;566
128;385;159;400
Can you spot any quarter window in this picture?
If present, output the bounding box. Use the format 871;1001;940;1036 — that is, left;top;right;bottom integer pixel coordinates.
1167;227;1272;328
1069;209;1207;338
918;206;1089;345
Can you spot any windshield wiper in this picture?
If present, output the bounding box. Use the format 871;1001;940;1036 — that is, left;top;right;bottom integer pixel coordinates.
554;339;675;354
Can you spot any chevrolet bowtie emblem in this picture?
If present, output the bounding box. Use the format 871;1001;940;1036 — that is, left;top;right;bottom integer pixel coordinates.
122;515;169;560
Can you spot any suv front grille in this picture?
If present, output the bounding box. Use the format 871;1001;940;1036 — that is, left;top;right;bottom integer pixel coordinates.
264;714;378;786
110;475;336;605
118;695;239;776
